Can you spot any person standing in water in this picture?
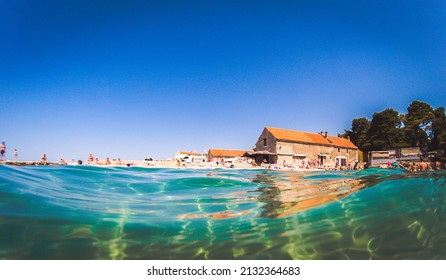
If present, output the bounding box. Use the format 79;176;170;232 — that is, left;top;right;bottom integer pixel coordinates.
0;142;5;159
88;153;94;164
41;153;47;165
14;149;17;161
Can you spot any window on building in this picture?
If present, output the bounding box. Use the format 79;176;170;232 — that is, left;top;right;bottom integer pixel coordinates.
263;138;267;147
347;149;349;154
338;148;341;153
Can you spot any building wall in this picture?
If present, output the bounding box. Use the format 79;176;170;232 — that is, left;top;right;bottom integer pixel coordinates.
276;141;328;165
255;128;358;167
276;140;357;167
255;129;277;153
253;129;278;163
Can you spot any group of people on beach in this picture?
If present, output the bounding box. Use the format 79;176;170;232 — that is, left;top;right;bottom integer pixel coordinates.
175;155;365;171
54;153;127;166
86;154;126;166
2;142;445;172
269;158;361;171
267;161;361;171
42;153;80;166
399;161;445;172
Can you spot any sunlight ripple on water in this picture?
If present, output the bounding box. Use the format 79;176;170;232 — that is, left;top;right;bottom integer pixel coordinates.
0;164;445;259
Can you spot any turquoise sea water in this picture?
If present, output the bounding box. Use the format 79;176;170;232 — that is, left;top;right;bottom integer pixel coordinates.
0;164;445;260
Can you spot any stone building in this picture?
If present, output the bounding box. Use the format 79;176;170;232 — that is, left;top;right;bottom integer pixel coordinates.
174;151;207;163
252;127;358;168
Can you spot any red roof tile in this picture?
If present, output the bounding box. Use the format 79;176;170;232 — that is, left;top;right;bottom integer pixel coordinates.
178;151;203;156
265;127;358;149
326;135;358;149
208;149;248;157
266;127;331;146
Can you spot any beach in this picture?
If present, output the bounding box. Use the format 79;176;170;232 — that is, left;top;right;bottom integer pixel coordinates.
0;158;347;172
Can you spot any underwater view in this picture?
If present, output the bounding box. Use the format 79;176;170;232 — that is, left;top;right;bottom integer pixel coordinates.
0;164;445;260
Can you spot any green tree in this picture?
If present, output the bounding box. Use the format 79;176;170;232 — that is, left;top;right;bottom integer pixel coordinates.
430;107;446;158
363;108;407;151
342;100;445;156
404;100;434;152
439;133;446;160
343;117;370;150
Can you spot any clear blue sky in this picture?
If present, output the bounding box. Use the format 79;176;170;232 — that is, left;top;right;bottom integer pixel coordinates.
1;0;445;162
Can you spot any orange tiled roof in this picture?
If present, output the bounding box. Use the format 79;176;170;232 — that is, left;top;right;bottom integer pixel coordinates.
265;127;358;149
326;135;358;149
178;151;203;156
208;149;248;157
266;127;331;146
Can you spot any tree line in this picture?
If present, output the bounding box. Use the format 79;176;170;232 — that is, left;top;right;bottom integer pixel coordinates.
342;101;446;159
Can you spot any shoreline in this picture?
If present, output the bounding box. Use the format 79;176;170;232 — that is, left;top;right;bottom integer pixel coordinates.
0;159;329;171
3;159;444;172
